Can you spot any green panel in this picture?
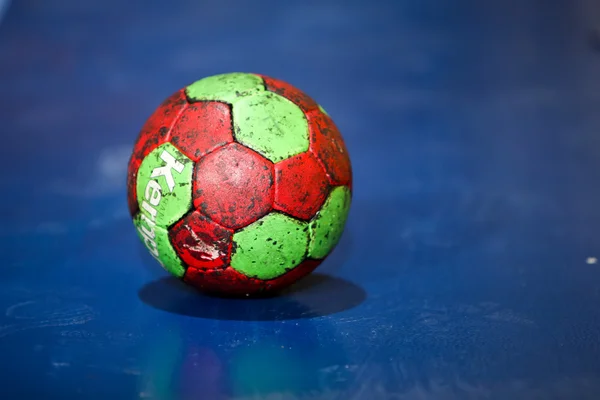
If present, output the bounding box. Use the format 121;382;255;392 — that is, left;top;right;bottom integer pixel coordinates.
185;72;264;104
231;212;309;280
308;186;351;259
136;142;193;228
134;213;185;278
233;92;309;163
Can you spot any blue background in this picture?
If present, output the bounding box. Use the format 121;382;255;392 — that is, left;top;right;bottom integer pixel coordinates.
2;0;600;399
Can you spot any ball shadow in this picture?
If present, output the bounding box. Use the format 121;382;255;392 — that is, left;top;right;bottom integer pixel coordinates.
138;273;366;321
136;223;359;321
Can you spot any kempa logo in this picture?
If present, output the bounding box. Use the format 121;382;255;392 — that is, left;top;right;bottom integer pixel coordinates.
137;149;185;260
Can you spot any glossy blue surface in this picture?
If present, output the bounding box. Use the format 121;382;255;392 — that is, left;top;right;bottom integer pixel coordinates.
2;1;600;398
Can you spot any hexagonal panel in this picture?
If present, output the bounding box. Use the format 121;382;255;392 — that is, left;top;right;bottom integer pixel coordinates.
136;142;194;228
267;258;322;290
193;143;274;230
184;259;322;296
260;74;319;113
134;213;185;278
233;92;309;163
308;186;351;259
274;152;329;220
169;101;234;162
185;72;264;104
169;211;233;270
306;108;352;187
231;212;309;280
127;89;188;215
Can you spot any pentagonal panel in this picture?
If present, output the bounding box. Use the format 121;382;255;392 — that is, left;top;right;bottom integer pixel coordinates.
308;186;351;259
306;108;352;187
136;143;194;228
127;89;188;215
231;212;309;280
274;152;329;220
185;72;264;104
169;101;234;161
134;213;185;278
233;92;309;163
183;259;322;296
193;143;274;230
169;211;233;270
260;75;319;113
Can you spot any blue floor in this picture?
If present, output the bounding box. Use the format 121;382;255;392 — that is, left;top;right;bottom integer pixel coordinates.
2;1;600;399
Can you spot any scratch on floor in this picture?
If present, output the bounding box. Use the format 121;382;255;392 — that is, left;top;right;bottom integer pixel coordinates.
0;302;95;339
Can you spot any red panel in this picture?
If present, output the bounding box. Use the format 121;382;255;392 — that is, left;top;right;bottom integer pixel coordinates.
274;152;330;220
169;101;234;162
126;89;188;216
306;109;352;188
192;143;274;230
169;211;233;270
259;74;319;113
183;259;322;296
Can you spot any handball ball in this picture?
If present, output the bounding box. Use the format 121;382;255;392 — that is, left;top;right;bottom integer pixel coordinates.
127;73;352;296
